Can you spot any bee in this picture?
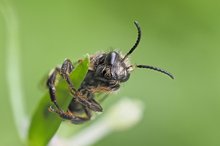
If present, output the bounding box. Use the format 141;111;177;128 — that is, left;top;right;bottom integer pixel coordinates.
47;21;174;124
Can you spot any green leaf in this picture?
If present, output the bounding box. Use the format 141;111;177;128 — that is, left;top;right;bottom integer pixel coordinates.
27;55;90;146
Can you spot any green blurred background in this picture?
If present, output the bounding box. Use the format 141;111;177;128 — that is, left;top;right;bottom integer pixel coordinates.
1;0;220;146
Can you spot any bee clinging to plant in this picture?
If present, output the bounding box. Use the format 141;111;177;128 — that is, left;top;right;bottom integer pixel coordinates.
47;21;174;124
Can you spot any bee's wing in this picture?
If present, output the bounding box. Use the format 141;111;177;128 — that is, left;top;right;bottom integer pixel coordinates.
96;93;110;103
38;73;48;91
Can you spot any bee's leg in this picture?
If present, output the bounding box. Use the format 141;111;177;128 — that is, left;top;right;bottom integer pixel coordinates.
47;59;75;111
75;91;103;112
89;98;103;112
49;105;92;124
47;67;62;110
60;59;76;94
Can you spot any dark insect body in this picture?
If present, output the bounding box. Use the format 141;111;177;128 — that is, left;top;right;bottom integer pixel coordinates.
47;21;174;124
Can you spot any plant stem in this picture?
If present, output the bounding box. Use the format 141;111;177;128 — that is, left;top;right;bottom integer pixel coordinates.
0;1;28;141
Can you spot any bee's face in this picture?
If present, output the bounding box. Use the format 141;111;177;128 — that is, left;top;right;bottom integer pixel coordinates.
94;51;130;82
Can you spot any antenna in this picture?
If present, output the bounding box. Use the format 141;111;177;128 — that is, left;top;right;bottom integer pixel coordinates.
121;21;141;62
136;65;174;79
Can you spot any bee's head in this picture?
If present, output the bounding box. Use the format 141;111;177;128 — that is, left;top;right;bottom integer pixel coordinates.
95;51;130;82
94;21;174;83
